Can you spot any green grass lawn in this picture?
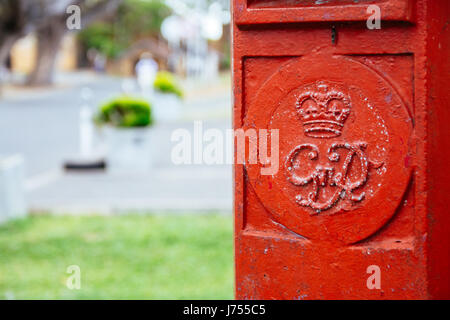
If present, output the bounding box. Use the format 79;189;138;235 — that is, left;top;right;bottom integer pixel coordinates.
0;214;233;299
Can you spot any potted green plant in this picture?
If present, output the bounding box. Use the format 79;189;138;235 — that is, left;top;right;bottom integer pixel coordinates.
95;96;154;172
153;71;184;122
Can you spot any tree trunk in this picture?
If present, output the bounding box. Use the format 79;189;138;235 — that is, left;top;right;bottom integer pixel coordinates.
27;22;66;86
25;0;122;87
0;35;19;68
0;34;20;96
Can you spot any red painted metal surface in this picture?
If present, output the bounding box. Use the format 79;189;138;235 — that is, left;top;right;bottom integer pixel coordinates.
233;0;450;299
235;0;414;25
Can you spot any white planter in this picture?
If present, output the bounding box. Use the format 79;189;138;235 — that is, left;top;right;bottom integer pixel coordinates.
152;92;182;122
0;155;26;224
104;127;153;173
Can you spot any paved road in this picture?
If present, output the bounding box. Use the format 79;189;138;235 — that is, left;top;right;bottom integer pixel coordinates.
0;72;232;213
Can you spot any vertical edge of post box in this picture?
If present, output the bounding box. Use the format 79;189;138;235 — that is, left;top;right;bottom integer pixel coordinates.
425;0;450;300
231;0;244;300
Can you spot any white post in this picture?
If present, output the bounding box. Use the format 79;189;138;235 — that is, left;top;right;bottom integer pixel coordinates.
0;155;26;224
79;87;94;158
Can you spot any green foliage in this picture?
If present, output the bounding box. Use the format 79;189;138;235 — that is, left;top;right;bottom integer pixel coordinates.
78;0;171;58
221;41;231;70
79;23;123;59
95;97;153;127
118;0;171;38
153;71;184;98
0;214;233;299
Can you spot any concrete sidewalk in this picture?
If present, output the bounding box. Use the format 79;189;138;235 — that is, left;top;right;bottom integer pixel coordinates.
27;167;232;214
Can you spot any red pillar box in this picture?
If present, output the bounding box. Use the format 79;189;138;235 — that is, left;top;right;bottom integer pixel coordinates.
233;0;449;299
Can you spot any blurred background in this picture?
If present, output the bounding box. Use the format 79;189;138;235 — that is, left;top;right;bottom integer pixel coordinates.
0;0;232;299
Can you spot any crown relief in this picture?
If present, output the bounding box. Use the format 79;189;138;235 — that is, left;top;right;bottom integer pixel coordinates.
295;82;351;138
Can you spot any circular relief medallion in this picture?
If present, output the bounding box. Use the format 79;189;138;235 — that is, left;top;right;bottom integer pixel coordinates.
244;54;413;244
